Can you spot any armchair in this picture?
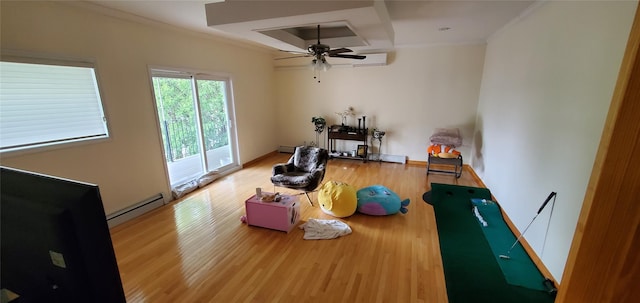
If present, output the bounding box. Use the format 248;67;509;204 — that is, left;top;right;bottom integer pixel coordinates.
271;146;329;206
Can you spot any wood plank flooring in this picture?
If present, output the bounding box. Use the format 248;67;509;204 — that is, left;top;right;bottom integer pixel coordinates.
110;153;482;302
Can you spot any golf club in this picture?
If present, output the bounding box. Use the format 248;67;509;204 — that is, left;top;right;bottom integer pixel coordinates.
499;191;557;259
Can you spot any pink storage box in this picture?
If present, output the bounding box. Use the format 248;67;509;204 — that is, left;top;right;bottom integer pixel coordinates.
245;193;300;233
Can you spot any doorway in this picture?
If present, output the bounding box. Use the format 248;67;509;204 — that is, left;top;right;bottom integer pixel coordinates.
150;69;238;190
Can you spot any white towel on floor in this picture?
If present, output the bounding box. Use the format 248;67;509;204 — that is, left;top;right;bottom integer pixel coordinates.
299;218;352;240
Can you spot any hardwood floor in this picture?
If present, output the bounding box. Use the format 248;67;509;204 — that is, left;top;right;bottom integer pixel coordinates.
110;153;482;302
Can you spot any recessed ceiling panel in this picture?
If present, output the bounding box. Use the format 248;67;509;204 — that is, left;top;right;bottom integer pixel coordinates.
258;22;366;51
205;0;394;52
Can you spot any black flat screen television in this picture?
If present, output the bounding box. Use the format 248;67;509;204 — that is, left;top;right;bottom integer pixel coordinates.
0;166;126;303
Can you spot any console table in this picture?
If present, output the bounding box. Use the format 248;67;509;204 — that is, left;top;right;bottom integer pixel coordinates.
327;125;368;162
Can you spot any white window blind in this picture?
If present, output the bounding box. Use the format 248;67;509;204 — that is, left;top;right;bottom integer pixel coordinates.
0;60;109;152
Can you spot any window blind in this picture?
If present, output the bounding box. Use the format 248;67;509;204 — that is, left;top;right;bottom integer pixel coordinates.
0;61;109;152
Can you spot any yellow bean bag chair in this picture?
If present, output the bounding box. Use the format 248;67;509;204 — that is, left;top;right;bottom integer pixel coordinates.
318;181;357;218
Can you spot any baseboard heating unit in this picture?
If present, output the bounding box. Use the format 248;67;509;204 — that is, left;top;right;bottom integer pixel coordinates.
371;154;406;164
278;146;296;153
107;193;165;228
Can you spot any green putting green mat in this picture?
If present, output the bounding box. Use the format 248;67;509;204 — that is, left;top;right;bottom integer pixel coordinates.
470;198;547;291
429;183;555;303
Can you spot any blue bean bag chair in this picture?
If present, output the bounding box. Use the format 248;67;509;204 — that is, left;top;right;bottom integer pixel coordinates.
356;185;410;215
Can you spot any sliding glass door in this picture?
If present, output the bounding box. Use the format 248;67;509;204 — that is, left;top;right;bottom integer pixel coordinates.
197;78;233;171
151;69;237;188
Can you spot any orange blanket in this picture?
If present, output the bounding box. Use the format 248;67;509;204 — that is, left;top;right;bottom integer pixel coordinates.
427;144;460;156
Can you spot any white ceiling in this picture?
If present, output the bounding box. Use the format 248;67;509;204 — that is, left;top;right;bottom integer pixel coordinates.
84;0;535;54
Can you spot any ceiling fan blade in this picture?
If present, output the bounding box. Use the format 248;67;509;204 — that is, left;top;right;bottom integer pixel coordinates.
275;55;311;60
279;49;308;55
327;48;353;55
329;54;367;60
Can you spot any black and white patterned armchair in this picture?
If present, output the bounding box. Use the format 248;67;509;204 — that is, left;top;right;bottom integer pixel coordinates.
271;146;329;206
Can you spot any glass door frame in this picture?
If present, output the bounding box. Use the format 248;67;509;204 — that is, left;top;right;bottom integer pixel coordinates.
194;74;238;175
148;66;239;189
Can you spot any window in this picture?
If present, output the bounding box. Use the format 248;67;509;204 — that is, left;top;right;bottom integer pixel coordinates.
0;55;109;153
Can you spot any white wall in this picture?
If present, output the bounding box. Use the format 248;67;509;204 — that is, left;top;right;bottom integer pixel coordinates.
473;1;637;281
274;45;486;161
0;1;277;214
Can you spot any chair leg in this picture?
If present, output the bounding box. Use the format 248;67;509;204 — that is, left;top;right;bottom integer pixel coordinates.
304;192;314;206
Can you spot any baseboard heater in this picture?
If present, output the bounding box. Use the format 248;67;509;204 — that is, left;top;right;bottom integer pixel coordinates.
369;154;406;164
280;146;406;164
107;193;165;228
278;145;296;153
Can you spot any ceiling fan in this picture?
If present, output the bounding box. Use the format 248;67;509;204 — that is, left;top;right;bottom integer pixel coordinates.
277;25;367;67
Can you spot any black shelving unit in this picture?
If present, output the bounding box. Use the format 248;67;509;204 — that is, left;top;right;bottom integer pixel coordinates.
327;125;368;163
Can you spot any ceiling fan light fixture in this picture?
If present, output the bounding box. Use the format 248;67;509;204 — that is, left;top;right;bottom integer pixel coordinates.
321;58;331;71
310;57;331;72
280;25;365;79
